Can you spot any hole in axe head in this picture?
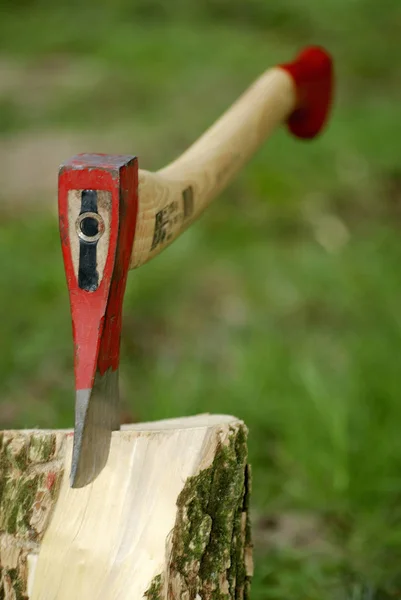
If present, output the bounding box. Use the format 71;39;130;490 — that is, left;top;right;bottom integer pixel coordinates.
76;212;105;243
81;216;99;237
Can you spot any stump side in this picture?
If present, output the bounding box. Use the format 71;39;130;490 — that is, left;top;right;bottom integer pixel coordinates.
0;431;65;598
147;423;253;600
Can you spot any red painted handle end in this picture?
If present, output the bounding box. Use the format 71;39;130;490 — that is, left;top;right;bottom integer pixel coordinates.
280;46;334;140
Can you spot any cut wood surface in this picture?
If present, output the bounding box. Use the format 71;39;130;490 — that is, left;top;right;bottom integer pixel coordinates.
0;415;252;599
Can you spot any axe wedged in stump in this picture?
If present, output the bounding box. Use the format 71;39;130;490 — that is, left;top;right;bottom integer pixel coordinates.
0;46;335;600
58;46;334;488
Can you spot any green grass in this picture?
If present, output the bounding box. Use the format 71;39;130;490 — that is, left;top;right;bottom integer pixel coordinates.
1;1;401;597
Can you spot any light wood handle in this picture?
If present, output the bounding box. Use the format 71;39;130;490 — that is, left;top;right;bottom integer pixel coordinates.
131;68;295;268
130;46;333;268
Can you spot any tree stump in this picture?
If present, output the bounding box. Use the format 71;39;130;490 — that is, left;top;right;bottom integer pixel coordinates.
0;415;253;599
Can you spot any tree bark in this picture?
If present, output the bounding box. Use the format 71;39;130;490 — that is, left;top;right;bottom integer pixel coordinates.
0;415;252;599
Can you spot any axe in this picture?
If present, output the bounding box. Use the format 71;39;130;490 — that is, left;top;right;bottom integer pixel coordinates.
58;46;334;488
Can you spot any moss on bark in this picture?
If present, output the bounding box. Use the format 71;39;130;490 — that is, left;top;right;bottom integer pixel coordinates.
0;473;40;536
0;431;64;599
145;574;163;600
2;435;29;472
6;568;26;600
169;423;252;600
0;566;28;600
0;434;40;537
29;433;56;464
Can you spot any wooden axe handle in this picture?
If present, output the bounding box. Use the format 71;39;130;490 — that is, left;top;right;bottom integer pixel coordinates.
131;46;333;268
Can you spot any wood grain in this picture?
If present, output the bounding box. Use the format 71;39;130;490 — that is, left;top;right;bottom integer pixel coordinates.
131;68;295;268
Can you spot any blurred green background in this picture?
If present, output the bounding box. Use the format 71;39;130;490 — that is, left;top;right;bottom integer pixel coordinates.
1;1;401;597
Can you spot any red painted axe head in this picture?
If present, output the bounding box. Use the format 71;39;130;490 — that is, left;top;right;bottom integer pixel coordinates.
58;154;138;487
280;45;334;139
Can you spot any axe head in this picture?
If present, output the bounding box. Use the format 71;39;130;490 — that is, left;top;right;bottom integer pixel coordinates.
58;154;138;488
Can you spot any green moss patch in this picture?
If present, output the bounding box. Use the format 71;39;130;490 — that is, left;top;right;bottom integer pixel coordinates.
0;473;40;536
28;433;56;464
144;573;163;600
0;433;41;537
6;568;26;600
171;424;252;599
2;436;29;472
